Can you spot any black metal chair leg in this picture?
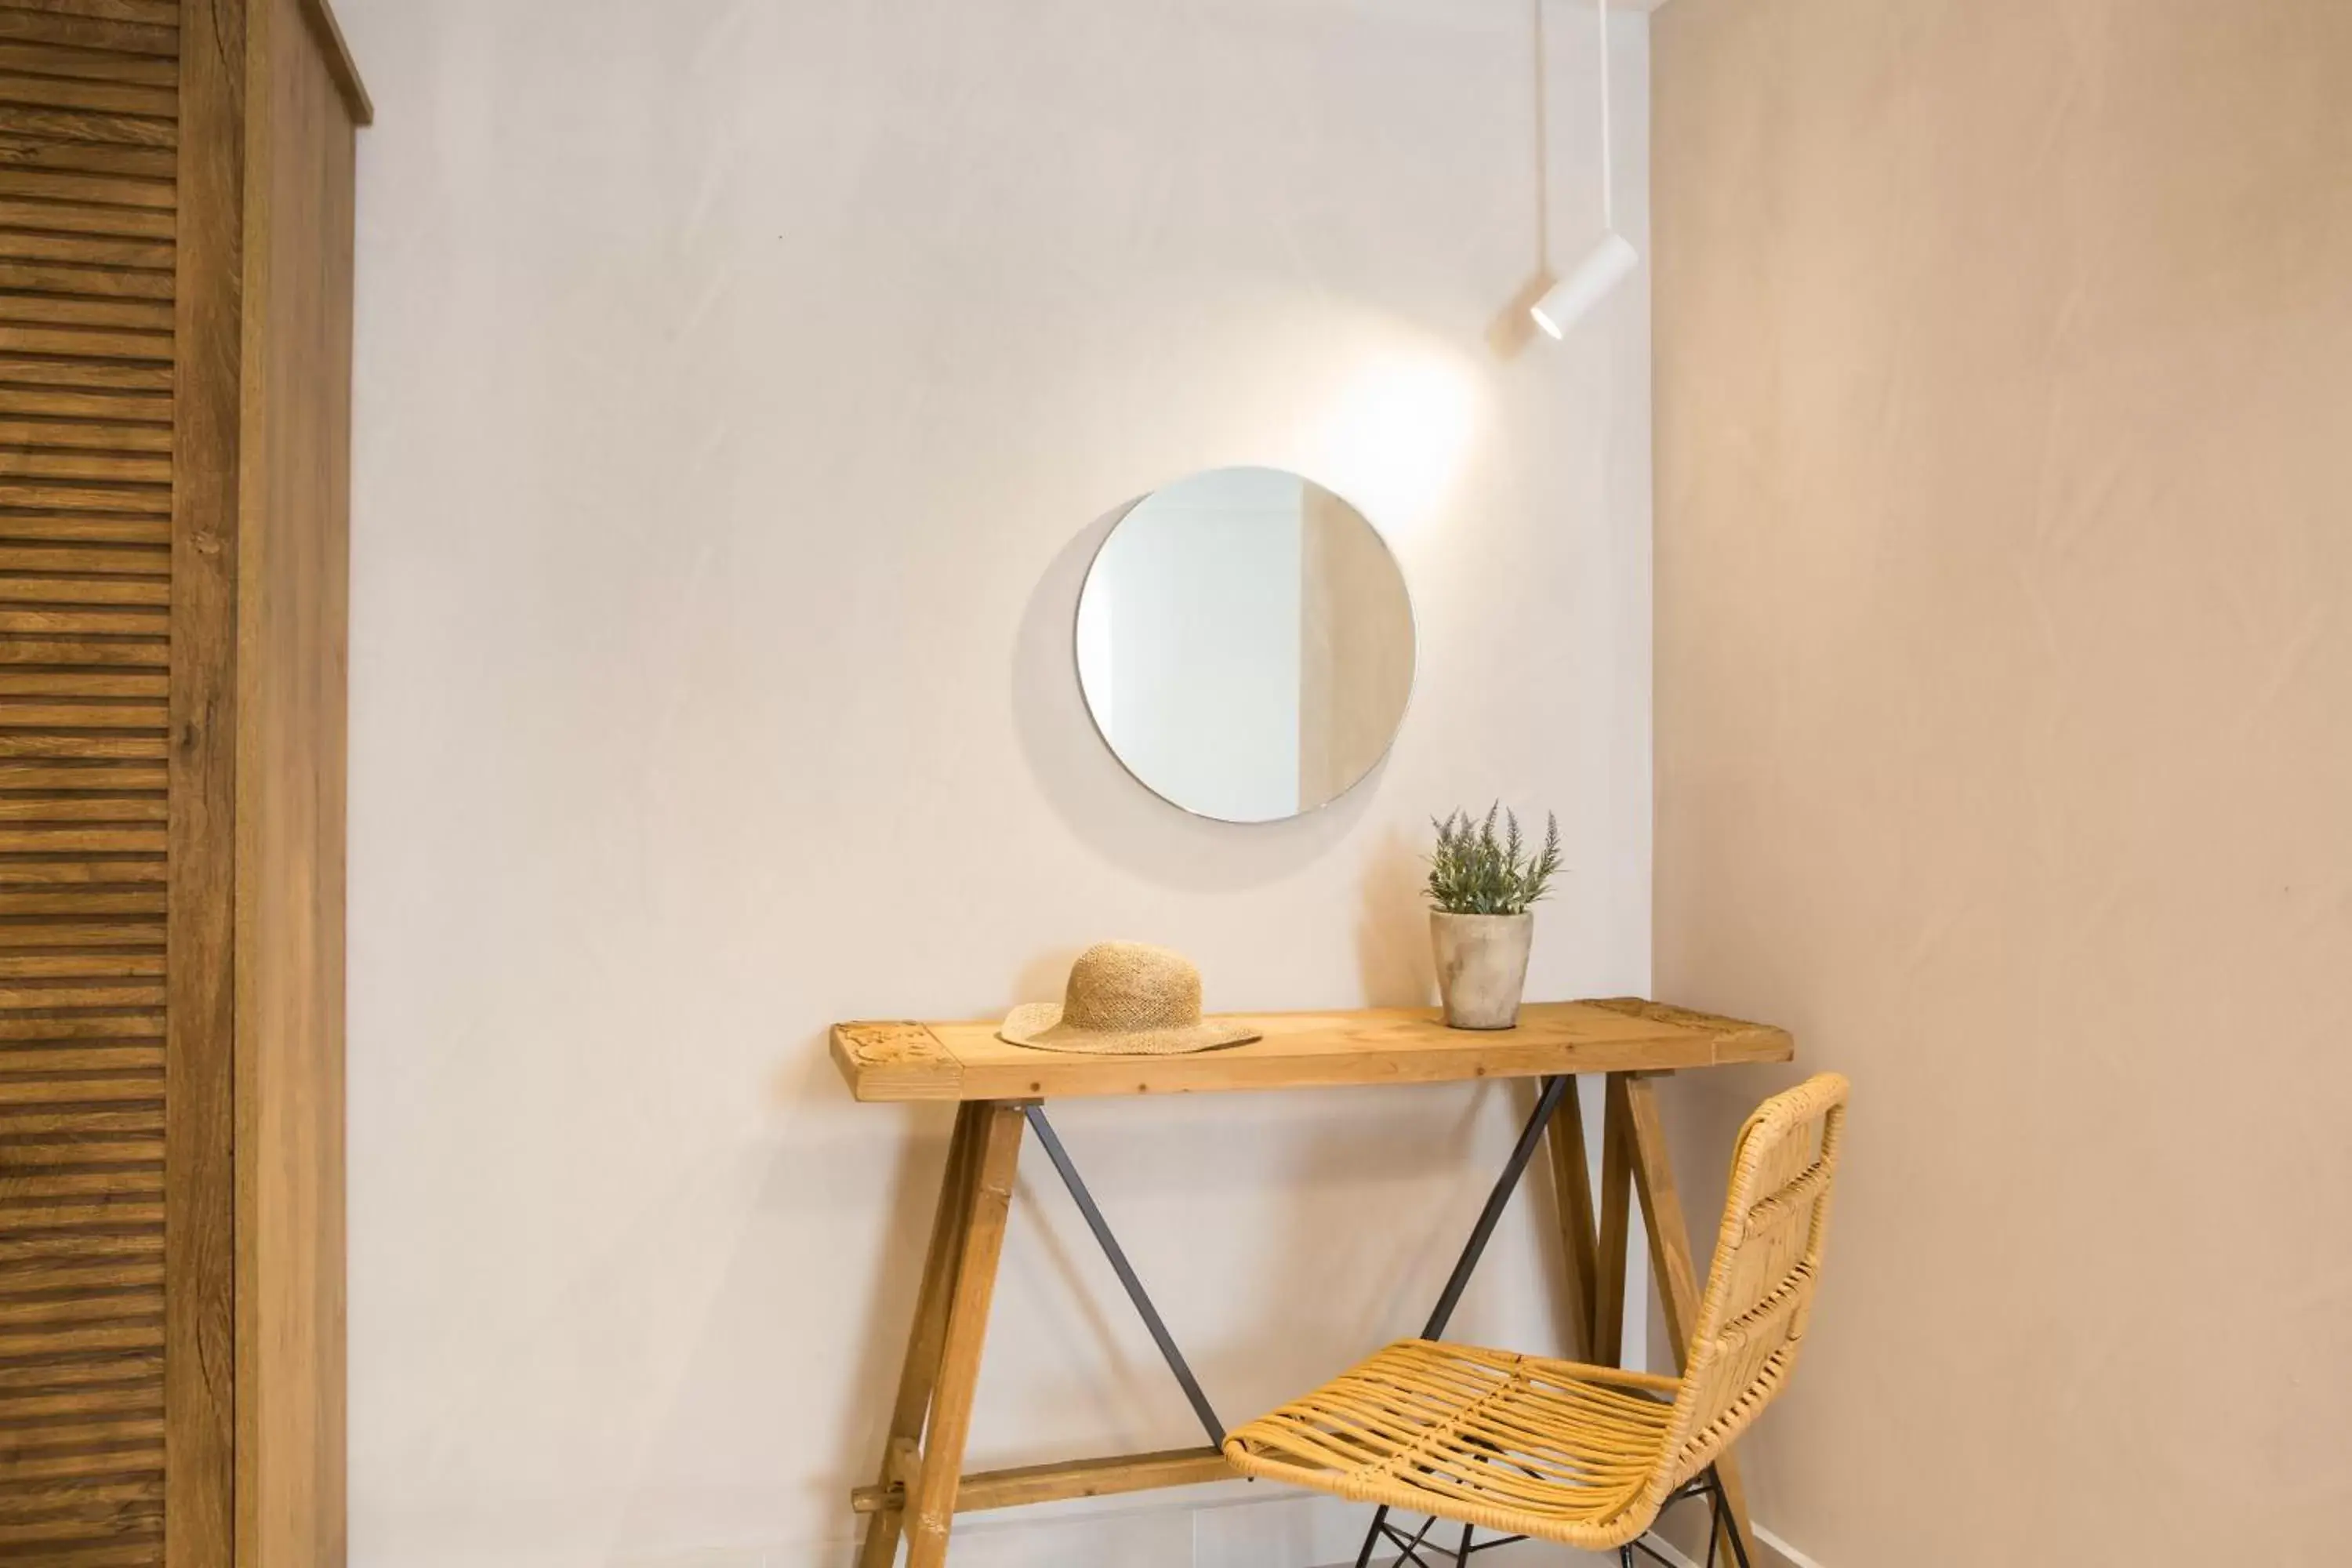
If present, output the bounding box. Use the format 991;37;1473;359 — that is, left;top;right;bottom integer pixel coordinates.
1456;1520;1475;1564
1353;1507;1390;1568
1619;1548;1636;1568
1709;1468;1754;1568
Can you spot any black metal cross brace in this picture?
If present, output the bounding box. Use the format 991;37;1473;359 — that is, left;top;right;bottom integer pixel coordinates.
1022;1103;1226;1446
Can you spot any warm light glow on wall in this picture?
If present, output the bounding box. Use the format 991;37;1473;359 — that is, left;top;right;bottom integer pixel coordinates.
1305;354;1479;537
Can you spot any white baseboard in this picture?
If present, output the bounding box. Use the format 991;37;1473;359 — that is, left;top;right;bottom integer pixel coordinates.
754;1486;1624;1567
1752;1523;1828;1568
684;1486;1825;1568
1601;1519;1829;1568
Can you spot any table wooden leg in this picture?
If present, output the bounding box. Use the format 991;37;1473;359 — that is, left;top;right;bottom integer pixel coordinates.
1544;1076;1599;1362
1620;1074;1759;1568
1591;1073;1635;1365
903;1102;1025;1568
856;1105;984;1568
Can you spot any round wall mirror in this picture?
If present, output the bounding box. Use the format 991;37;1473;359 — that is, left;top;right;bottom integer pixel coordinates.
1075;466;1416;823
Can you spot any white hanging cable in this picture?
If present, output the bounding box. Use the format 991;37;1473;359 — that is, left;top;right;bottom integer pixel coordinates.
1531;0;1638;339
1597;0;1614;231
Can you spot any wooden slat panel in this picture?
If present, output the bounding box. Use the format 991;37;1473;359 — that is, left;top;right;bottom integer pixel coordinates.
0;296;175;332
0;519;171;546
0;566;168;597
0;68;173;118
0;611;168;641
0;1076;165;1105
0;1538;165;1568
0;1011;164;1039
0;1203;158;1240
0;385;165;421
0;1365;161;1407
0;812;167;838
0;1287;162;1327
0;893;168;921
0;327;171;365
0;700;170;728
0;452;170;485
0;1444;163;1486
0;1482;163;1532
0;261;173;301
0;194;172;239
0;1360;159;1396
0;669;168;695
0;921;165;950
0;14;176;62
0;42;172;89
0;1040;165;1068
0;1189;163;1225
2;19;181;1561
0;138;174;181
0;1512;162;1552
0;2;180;29
0;167;169;209
0;455;169;488
0;355;168;392
0;760;166;786
0;418;169;449
0;227;166;267
0;103;170;151
0;1316;162;1361
0;832;168;860
0;1134;165;1167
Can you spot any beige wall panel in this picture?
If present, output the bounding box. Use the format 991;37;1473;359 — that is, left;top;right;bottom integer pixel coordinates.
1653;2;2352;1562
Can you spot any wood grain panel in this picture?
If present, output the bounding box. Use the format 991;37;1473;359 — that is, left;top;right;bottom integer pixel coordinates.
0;2;180;29
0;11;177;61
0;66;175;116
0;227;169;265
236;2;354;1563
833;1000;1798;1102
0;5;176;1563
168;0;235;1560
0;38;172;81
0;138;175;179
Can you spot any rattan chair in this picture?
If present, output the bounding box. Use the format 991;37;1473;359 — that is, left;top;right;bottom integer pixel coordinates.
1222;1073;1849;1566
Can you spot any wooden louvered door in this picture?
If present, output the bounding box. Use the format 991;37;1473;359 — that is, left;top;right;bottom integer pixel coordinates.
0;0;361;1562
0;3;220;1566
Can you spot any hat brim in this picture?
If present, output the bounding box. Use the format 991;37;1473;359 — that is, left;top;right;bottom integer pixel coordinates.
997;1002;1261;1057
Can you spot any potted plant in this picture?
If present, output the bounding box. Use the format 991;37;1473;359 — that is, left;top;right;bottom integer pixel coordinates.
1425;804;1562;1029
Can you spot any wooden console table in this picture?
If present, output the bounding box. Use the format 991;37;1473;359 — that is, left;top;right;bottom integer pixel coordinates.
832;998;1794;1567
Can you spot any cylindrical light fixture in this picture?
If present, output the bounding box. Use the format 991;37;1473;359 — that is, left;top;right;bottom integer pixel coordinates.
1531;231;1638;339
1530;0;1635;340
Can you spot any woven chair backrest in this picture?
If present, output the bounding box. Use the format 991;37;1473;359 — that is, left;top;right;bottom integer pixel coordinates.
1648;1073;1849;1504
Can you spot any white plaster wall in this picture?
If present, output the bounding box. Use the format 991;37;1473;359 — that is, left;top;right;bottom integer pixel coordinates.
333;2;1652;1563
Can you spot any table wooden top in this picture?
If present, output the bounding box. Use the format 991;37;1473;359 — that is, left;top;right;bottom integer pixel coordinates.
829;998;1793;1103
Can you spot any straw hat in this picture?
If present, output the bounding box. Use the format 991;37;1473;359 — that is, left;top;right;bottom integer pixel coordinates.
1000;942;1261;1056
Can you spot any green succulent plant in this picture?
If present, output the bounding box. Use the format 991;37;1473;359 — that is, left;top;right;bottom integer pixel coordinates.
1425;804;1563;916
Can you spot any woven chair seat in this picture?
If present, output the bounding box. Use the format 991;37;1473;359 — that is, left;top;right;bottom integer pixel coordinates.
1222;1339;1686;1551
1224;1074;1851;1557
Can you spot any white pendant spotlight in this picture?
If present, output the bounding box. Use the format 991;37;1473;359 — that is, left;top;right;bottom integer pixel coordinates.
1531;0;1636;339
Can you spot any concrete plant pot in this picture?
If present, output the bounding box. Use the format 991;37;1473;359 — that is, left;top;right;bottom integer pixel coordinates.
1431;911;1535;1030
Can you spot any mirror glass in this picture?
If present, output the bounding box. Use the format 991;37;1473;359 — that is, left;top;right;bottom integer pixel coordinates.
1076;466;1415;823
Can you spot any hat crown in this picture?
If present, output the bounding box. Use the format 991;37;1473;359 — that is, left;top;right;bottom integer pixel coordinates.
1060;942;1203;1033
